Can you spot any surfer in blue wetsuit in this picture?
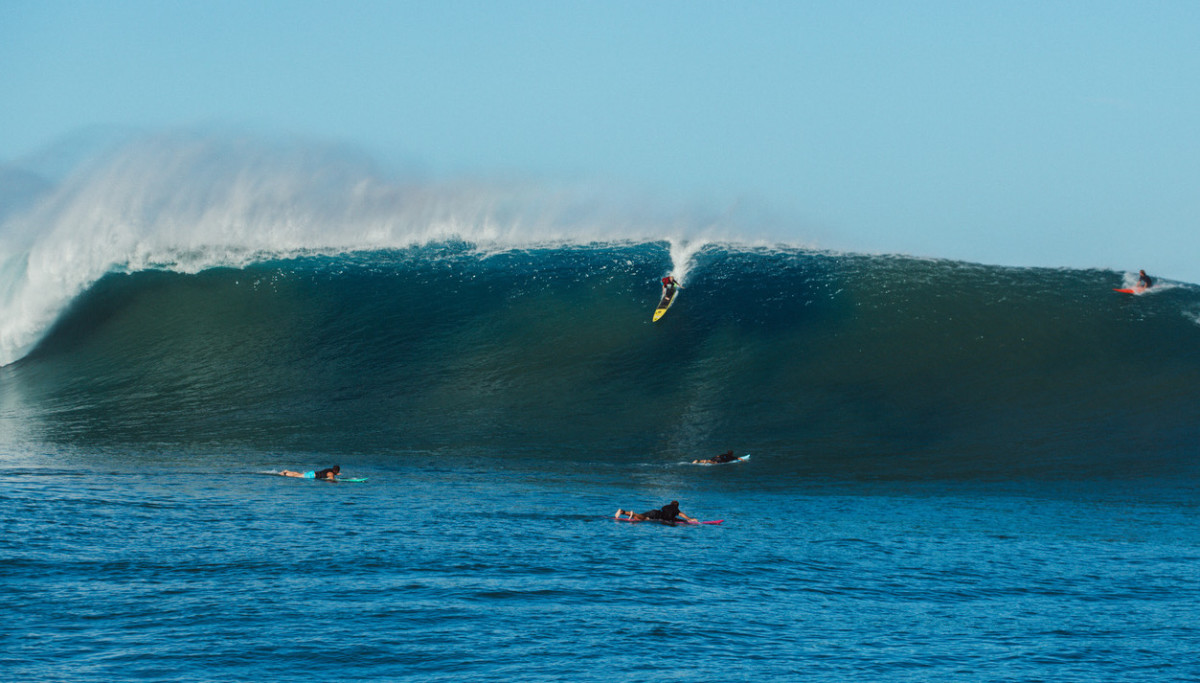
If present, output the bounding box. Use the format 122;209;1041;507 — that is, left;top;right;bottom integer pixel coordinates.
1138;270;1154;289
615;500;697;523
279;465;340;480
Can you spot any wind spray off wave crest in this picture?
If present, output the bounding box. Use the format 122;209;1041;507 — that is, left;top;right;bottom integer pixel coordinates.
667;239;708;284
0;132;742;365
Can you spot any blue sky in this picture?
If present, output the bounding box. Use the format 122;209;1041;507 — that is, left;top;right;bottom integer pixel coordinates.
3;0;1199;281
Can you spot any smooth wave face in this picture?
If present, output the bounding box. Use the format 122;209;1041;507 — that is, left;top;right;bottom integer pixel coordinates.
3;244;1198;481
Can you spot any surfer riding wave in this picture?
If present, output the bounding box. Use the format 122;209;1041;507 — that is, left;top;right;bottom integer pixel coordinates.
653;275;682;322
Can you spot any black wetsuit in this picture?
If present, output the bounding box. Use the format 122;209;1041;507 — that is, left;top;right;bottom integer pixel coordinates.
641;502;682;522
1139;273;1154;288
313;467;338;480
711;451;737;464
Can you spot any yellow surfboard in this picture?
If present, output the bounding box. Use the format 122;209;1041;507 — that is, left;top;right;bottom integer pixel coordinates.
652;285;680;322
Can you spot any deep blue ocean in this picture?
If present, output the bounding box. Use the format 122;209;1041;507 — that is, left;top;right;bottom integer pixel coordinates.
2;138;1200;681
2;243;1199;682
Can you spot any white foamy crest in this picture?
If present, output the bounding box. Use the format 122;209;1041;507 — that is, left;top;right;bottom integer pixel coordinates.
0;133;767;365
666;238;709;285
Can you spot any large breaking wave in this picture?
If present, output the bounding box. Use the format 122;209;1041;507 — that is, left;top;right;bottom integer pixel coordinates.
2;133;1198;481
0;132;751;366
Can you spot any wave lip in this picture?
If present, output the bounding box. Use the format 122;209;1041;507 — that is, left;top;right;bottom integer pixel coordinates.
1;132;762;366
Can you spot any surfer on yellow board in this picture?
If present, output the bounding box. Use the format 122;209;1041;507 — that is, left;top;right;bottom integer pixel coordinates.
653;275;681;322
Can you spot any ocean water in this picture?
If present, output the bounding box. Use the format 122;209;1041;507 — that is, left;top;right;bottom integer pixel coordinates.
2;138;1199;681
2;244;1198;682
3;460;1199;682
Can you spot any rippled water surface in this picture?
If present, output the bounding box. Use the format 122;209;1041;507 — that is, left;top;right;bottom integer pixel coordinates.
4;454;1198;682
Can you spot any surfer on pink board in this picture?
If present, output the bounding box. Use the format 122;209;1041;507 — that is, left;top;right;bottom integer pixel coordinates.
615;500;697;524
1114;269;1155;294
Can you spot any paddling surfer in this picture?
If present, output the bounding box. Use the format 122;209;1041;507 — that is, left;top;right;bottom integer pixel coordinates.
278;465;340;480
692;450;739;465
615;500;697;524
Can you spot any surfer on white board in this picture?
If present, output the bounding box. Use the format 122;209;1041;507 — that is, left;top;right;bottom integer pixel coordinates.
692;450;738;465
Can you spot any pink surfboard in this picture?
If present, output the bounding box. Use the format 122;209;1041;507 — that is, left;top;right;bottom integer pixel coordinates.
615;517;723;525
